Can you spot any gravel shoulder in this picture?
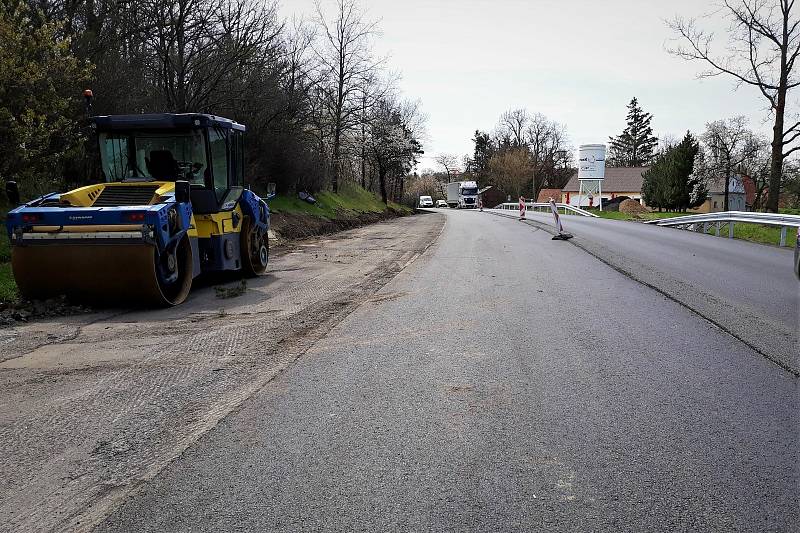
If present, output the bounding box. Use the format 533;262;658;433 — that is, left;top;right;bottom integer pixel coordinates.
0;212;444;533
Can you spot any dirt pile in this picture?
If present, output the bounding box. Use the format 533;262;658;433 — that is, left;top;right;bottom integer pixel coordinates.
0;295;92;326
619;199;648;215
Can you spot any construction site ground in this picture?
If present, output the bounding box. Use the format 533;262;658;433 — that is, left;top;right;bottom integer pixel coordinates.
0;212;444;533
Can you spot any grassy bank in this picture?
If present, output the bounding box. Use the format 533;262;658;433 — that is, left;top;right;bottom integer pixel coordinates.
268;183;410;218
593;209;798;247
0;202;14;303
704;223;798;247
0;231;13;303
267;184;411;241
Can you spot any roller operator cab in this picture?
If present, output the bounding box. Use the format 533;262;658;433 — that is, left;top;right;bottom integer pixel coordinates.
5;113;273;306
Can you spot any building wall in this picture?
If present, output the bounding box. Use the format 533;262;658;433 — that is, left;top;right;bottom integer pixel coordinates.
561;191;645;207
691;193;746;213
481;187;507;209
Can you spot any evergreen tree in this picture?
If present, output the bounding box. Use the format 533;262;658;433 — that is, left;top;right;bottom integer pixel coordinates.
608;97;659;167
641;131;703;210
470;130;495;180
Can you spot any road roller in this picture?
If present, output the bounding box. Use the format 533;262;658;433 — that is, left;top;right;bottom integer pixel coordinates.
4;113;273;306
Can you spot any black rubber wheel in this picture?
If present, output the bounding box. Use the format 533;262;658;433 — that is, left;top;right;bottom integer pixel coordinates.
154;236;193;306
241;216;269;276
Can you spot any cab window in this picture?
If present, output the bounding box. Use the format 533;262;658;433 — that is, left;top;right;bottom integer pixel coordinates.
209;128;229;201
231;131;244;187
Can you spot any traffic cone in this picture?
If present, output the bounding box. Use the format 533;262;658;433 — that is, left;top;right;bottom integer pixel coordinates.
549;198;573;240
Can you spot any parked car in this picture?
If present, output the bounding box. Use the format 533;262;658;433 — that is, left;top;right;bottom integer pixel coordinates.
436;200;448;208
418;195;434;208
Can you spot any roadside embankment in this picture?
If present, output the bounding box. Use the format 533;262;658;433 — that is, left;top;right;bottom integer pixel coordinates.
267;183;411;243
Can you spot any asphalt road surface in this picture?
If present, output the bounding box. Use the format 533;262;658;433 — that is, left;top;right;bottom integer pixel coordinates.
95;209;798;533
489;207;799;374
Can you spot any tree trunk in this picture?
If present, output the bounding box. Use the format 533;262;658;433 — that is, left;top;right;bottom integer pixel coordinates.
360;151;366;189
767;88;786;212
360;93;366;189
767;26;789;213
378;169;388;203
723;166;730;212
332;125;341;193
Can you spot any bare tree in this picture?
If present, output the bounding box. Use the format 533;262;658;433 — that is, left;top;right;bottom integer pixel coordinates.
488;147;531;197
701;116;762;211
282;17;318;116
140;0;283;112
434;153;460;182
525;113;571;199
668;1;800;211
20;0;422;197
313;0;384;192
499;108;530;147
365;96;423;202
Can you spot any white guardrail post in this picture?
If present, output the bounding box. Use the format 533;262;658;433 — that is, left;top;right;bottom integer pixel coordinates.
486;207;799;247
644;211;800;247
491;203;599;217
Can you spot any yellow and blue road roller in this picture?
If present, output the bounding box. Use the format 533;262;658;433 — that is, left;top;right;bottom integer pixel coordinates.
4;112;273;306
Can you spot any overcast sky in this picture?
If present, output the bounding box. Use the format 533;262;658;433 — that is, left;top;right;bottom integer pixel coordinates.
283;0;772;170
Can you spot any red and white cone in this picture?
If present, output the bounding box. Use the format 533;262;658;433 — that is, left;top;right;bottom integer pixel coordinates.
519;196;526;220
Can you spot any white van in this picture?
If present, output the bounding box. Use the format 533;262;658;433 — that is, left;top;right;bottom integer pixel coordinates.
418;195;434;208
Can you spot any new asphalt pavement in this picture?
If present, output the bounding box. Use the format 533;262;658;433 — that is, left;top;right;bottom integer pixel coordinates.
97;209;799;532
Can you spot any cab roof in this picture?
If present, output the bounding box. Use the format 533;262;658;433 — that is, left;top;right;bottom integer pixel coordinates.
92;113;246;132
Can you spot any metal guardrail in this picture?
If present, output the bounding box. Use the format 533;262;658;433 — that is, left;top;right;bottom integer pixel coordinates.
644;211;800;247
493;202;599;217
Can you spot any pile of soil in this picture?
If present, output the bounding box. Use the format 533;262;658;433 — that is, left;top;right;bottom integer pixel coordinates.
0;295;92;326
619;199;649;215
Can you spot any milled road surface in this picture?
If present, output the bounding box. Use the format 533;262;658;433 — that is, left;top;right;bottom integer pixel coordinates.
96;209;798;533
0;214;443;533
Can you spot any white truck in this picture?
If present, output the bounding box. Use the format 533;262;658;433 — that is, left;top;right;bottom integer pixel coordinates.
446;180;479;208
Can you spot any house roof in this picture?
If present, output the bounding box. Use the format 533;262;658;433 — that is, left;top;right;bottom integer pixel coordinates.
537;188;562;202
706;174;746;195
562;166;649;192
